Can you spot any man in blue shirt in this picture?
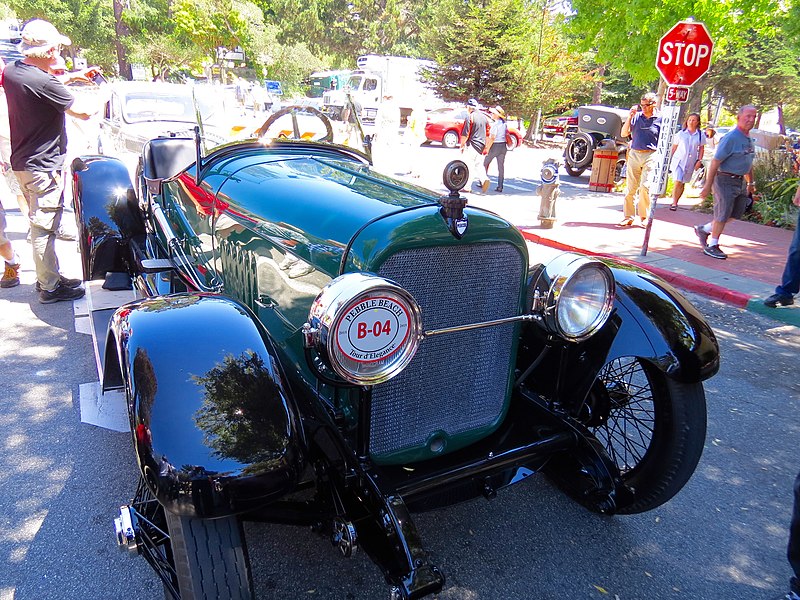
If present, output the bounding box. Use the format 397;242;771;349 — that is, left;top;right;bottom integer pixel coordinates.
619;92;661;227
695;105;758;259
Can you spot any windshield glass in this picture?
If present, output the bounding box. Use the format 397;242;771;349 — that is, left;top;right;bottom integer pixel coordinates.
121;89;221;125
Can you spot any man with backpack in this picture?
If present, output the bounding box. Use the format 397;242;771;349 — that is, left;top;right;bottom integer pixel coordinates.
460;99;490;194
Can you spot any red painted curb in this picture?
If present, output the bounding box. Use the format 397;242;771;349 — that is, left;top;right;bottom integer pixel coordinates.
520;230;752;309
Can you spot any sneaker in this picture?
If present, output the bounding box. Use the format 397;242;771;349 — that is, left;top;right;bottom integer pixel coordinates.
55;226;77;242
617;217;634;227
481;179;490;194
764;293;795;308
703;244;727;260
1;262;20;288
34;276;82;292
39;281;85;304
495;186;503;193
694;224;709;248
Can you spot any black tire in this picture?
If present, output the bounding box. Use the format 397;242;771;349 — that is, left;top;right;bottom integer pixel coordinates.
564;131;595;170
586;357;707;514
564;164;586;177
442;129;460;149
164;510;253;600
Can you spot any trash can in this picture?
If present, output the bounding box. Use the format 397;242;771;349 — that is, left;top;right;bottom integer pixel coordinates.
588;141;618;192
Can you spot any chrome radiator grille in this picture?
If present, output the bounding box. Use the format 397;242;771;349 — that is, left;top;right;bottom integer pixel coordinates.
371;242;524;461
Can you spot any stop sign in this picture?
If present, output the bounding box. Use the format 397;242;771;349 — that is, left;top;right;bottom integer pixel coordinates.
655;21;714;87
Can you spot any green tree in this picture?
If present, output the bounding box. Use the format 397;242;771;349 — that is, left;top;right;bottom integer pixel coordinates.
566;0;782;85
704;29;800;131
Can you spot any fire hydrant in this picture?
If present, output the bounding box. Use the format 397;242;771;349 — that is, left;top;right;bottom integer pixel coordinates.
537;158;560;228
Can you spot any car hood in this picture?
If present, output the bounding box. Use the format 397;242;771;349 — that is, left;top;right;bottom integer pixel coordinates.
195;144;526;277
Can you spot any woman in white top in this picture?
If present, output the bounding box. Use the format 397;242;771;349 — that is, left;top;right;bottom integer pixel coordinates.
668;112;706;210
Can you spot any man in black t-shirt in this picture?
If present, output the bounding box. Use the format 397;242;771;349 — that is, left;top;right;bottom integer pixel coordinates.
4;19;93;303
460;99;490;193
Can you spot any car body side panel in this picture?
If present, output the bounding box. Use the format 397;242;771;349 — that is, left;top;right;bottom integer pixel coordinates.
109;293;305;518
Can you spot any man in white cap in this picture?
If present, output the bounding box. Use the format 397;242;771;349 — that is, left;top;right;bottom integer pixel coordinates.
3;19;93;303
460;99;490;193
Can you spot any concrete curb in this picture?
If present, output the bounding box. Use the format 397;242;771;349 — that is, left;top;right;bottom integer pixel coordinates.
520;230;800;328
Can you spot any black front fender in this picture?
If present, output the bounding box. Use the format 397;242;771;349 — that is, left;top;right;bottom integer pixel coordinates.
607;262;719;383
71;155;145;280
107;292;306;518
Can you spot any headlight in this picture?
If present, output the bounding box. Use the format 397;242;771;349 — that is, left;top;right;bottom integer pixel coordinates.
306;273;422;385
531;254;615;341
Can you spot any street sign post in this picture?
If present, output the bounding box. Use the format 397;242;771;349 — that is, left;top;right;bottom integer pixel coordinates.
641;20;714;256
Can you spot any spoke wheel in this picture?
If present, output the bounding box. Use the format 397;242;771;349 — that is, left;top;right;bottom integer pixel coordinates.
564;132;595;169
586;357;707;514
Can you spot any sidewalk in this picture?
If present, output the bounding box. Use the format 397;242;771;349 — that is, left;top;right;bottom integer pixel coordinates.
468;180;800;328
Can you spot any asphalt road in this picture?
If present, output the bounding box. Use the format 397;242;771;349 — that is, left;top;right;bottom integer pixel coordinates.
1;136;797;600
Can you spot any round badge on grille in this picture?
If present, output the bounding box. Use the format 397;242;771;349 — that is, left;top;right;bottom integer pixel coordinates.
336;296;411;363
307;274;422;385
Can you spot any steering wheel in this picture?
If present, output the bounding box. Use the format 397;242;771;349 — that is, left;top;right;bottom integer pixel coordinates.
256;105;335;143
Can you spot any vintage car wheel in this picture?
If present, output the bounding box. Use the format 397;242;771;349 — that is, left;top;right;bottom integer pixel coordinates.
164;510;253;599
586;357;706;514
505;135;518;151
563;164;587;177
564;132;595;170
256;105;335;142
442;130;460;149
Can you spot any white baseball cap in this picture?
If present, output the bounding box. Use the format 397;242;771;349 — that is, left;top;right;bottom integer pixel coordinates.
21;20;71;55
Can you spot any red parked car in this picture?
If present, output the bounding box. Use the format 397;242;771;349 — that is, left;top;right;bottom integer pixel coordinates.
543;110;579;138
424;107;523;150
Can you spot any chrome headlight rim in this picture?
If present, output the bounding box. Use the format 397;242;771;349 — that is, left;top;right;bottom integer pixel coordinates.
307;273;422;385
532;254;615;342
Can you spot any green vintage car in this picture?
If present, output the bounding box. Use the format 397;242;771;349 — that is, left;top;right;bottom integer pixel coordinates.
73;104;718;600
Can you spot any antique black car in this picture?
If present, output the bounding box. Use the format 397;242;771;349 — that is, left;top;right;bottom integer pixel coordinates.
72;104;718;600
563;105;630;180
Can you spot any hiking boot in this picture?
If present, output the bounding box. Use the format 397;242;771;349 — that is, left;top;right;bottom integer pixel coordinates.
1;262;20;288
764;293;794;308
39;281;85;304
703;244;727;260
35;276;82;292
694;224;709;247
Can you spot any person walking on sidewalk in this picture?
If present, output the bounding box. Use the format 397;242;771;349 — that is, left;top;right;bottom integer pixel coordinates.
484;105;508;192
668;112;705;210
4;20;94;303
460;99;490;194
695;105;758;260
619;92;661;227
764;182;800;307
785;470;800;600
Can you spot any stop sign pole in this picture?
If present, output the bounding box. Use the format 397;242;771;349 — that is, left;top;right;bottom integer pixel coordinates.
641;20;714;256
